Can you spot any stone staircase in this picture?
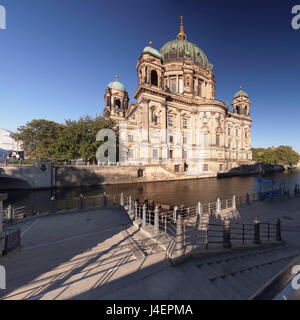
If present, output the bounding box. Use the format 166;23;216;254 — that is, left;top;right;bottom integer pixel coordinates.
190;244;300;299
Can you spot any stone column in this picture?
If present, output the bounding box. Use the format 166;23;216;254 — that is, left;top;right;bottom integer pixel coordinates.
201;81;206;98
141;99;150;164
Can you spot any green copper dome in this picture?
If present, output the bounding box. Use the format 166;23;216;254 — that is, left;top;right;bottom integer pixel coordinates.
234;88;249;99
159;18;213;71
107;79;126;92
160;39;213;71
142;46;162;59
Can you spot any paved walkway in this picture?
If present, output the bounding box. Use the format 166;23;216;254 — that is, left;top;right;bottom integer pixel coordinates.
0;196;300;300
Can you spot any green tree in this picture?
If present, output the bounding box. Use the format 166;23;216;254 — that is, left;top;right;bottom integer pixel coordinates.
252;146;299;166
275;146;300;166
258;148;279;164
251;148;265;162
14;116;116;162
12;119;64;161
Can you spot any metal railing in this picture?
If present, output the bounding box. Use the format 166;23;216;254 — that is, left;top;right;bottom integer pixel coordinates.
235;185;300;207
123;195;283;257
2;192;124;224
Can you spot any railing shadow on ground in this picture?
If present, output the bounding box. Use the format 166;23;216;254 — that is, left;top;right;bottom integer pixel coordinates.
0;206;141;300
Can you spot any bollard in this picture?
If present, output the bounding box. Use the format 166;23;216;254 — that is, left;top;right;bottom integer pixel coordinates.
173;206;178;222
175;210;184;256
223;219;232;248
142;204;146;227
253;218;261;245
134;201;138;220
232;195;236;210
103;192;107;207
120;192;124;206
154;206;160;234
7;204;12;220
216;198;221;215
197;202;202;216
79;194;84;209
50;197;56;213
129;196;132;214
246;193;250;205
276;219;282;242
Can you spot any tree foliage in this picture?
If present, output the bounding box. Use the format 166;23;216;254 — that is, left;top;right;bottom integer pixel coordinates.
252;146;300;166
13;116;116;162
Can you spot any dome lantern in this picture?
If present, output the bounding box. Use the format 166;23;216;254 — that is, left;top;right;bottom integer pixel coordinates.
177;16;187;40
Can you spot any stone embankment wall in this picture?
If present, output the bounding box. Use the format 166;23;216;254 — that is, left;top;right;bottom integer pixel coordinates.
217;163;285;178
0;162;52;189
54;165;179;187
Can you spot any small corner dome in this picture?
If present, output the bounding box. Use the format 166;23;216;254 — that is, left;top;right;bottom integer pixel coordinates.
233;88;249;99
107;79;126;92
142;42;162;59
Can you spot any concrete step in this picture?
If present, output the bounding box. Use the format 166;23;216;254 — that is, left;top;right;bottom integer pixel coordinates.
233;271;259;297
210;276;243;300
184;265;226;300
240;269;264;288
222;274;250;299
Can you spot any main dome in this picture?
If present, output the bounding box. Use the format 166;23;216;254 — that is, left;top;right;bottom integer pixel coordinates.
160;18;213;71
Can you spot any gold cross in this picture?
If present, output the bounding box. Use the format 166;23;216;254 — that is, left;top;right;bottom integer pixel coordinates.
180;16;183;24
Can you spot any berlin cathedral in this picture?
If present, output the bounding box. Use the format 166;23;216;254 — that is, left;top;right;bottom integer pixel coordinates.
103;18;253;175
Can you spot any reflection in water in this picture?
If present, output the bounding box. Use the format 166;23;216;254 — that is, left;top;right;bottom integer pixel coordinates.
4;169;300;208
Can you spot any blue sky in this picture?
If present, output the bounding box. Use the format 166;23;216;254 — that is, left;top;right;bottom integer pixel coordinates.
0;0;300;152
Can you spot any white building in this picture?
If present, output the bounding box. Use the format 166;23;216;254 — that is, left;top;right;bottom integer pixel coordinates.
0;128;20;162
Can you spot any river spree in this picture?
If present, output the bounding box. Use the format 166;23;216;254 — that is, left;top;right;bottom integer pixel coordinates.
4;169;300;209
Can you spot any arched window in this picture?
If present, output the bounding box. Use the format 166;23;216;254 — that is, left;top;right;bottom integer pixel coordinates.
235;106;240;114
244;107;248;115
137;169;144;178
115;99;121;109
106;96;110;107
151;70;158;86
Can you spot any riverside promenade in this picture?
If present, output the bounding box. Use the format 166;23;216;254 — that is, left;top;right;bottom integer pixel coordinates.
1;196;300;300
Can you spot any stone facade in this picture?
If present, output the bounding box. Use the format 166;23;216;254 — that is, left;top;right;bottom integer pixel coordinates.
104;19;253;175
